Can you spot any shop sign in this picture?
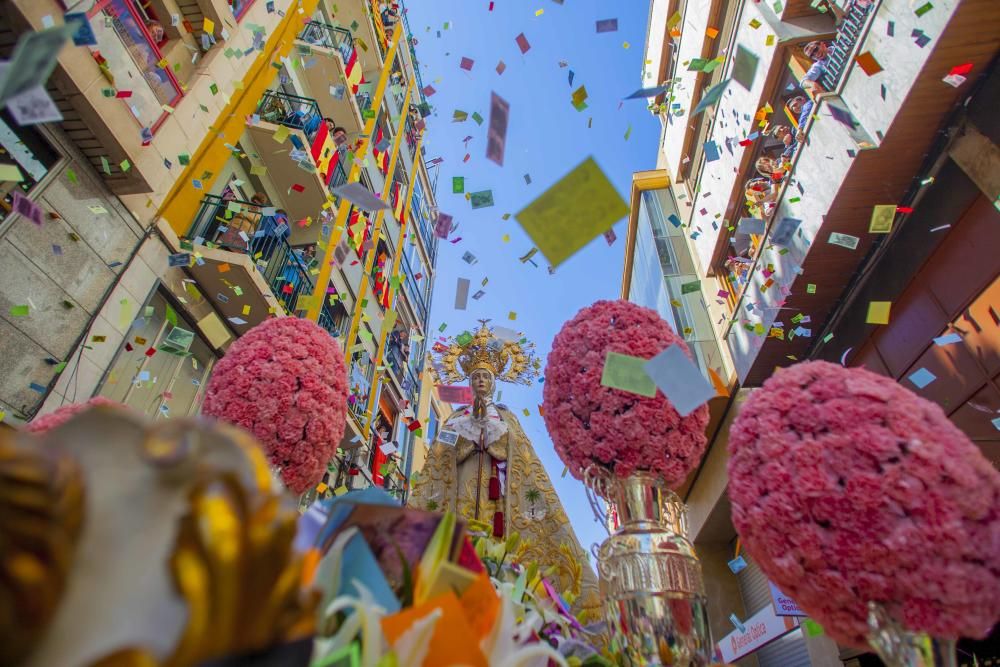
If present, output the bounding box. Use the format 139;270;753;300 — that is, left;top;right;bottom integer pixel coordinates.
769;580;808;617
716;603;798;663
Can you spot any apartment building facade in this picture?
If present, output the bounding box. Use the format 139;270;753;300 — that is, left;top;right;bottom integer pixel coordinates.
626;0;1000;664
0;0;440;502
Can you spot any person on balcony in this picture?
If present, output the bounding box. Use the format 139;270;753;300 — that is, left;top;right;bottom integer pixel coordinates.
768;124;798;159
217;192;268;252
755;155;788;182
380;4;400;29
802;40;832;87
788;95;814;141
251;209;290;261
283;244;315;295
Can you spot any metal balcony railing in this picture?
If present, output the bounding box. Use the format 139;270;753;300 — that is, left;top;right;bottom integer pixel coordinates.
386;341;406;379
298;20;355;64
399;250;429;323
256;90;322;145
329;161;348;191
348;358;375;420
188;195;342;338
819;2;875;91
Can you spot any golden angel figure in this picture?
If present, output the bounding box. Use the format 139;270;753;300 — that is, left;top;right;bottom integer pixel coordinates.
409;321;600;609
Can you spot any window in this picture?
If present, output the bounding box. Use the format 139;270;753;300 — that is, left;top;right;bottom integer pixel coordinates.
426;408;438;443
0;108;60;223
80;0;184;134
96;288;217;419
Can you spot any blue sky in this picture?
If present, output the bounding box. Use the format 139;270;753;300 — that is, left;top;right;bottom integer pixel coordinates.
407;0;660;560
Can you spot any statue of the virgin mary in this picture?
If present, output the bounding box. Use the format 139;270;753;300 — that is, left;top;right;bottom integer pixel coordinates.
409;322;599;609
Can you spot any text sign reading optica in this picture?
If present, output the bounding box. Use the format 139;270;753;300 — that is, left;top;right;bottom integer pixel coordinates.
769;581;808;617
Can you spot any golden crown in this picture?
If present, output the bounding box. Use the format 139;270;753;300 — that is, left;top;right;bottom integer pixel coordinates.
436;321;540;386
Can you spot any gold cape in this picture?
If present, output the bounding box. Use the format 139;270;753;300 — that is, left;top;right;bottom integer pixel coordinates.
409;404;600;611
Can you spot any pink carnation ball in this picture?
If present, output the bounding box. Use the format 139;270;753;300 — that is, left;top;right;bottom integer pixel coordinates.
728;361;1000;647
542;300;709;487
25;396;122;433
202;317;348;494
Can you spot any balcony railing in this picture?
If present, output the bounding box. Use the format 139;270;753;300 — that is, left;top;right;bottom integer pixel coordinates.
298;20;354;63
348;357;375;421
187;195;342;337
256;90;323;145
818;2;875;92
410;191;438;265
400;250;429;324
386;340;407;379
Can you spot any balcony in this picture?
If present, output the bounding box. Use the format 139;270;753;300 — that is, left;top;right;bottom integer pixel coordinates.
400;250;430;328
185;195;344;337
348;354;375;421
318;0;386;74
295;21;372;136
246;91;328;240
721;0;997;385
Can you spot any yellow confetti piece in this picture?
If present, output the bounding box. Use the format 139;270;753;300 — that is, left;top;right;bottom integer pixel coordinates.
508;311;517;320
242;304;251;315
535;8;543;16
866;301;892;325
623;41;630;49
334;485;349;496
502;234;510;242
203;17;215;34
766;34;775;46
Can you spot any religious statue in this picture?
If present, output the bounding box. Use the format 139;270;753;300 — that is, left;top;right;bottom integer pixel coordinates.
409;321;600;610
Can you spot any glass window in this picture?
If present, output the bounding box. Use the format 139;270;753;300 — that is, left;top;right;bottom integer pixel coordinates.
96;289;217;419
80;0;183;133
0;108;60;223
426;408;438;443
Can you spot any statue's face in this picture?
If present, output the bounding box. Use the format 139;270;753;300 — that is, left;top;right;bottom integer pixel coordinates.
470;369;495;397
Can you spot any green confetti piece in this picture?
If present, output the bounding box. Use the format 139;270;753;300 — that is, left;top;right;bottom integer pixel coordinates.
806;283;816;294
178;154;190;165
209;83;219;95
914;1;933;16
823;332;834;343
53;361;68;374
66;168;78;184
165;304;178;326
601;351;657;397
120;159;131;172
10;304;29;316
101;156;111;174
802;619;824;637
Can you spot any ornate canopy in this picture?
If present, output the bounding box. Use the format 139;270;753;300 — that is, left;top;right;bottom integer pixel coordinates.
436;320;540;386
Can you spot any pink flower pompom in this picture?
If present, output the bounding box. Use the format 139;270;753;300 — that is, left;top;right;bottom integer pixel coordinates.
202;317;349;494
728;360;1000;648
25;396;122;433
542;300;709;487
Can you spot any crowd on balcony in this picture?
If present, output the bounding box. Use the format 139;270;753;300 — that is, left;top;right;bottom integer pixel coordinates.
725;0;875;298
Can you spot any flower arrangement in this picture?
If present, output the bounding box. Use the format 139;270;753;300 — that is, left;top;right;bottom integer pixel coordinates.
542;300;709;486
728;361;1000;647
202;317;348;494
25;396;121;433
307;504;613;667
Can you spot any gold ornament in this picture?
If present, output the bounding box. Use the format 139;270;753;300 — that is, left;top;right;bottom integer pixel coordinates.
1;406;317;667
438;320;540;385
